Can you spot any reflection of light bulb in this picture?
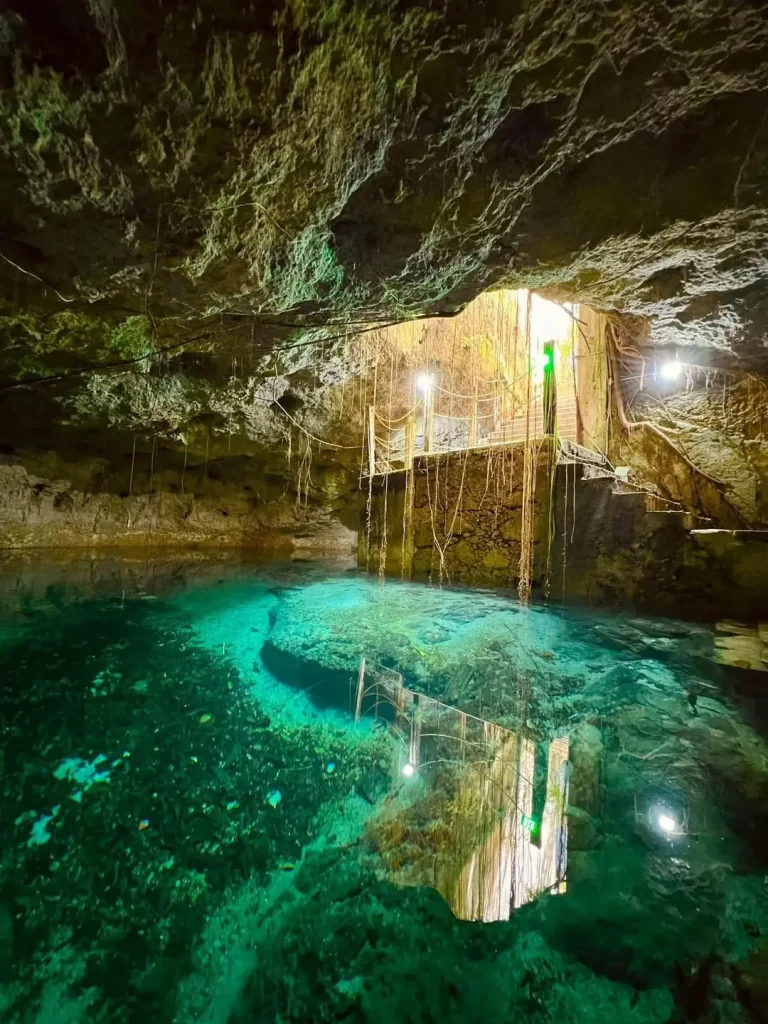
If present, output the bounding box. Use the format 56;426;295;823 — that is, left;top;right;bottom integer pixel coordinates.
415;373;434;395
402;762;415;778
660;360;683;381
657;812;676;834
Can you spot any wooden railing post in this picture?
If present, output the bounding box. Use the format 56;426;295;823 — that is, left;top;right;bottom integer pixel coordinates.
404;415;415;471
424;392;434;453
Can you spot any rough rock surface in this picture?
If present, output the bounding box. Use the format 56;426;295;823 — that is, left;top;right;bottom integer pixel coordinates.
0;459;356;550
3;1;768;360
2;1;768;545
258;575;721;726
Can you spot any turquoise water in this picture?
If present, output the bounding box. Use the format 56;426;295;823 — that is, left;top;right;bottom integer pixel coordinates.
0;554;766;1022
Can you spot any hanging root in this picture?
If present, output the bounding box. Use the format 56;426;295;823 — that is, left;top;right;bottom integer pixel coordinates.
517;439;536;604
295;436;313;515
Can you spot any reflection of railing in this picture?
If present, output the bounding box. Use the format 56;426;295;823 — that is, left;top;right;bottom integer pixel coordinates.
356;659;569;921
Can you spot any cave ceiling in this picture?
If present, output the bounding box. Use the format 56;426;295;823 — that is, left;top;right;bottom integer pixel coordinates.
2;0;768;436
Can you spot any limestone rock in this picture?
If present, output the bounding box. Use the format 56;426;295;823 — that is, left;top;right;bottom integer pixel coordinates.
568;723;604;817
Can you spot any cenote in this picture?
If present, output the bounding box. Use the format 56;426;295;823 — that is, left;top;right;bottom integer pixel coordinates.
3;4;768;1021
0;553;767;1023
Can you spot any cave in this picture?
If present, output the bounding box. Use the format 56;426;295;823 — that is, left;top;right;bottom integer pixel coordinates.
1;3;768;1022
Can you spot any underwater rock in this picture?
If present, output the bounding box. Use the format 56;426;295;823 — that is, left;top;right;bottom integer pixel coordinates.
734;943;768;1020
24;806;60;847
53;755;111;791
227;848;675;1024
0;903;12;983
568;724;603;817
260;636;356;710
567;806;602;851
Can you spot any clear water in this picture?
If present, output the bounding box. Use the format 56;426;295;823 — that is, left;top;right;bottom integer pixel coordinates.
1;553;766;1023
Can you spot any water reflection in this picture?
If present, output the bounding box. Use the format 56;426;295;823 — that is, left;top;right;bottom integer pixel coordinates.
357;660;569;921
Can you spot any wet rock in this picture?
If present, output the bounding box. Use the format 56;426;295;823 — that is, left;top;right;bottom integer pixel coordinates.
567;806;602;851
0;903;12;983
734;943;768;1021
568;724;603;817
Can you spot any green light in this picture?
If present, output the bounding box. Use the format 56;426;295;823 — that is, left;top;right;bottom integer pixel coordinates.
521;813;539;834
534;350;553;374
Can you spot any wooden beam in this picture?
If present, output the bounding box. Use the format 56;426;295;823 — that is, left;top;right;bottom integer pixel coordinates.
424;393;434;453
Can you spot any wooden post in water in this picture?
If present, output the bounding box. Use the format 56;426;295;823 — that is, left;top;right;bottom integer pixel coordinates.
408;694;422;768
402;415;416;578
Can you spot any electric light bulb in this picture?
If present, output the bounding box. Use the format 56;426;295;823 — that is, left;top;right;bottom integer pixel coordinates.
660;361;683;381
415;373;434;395
402;762;415;778
657;812;676;834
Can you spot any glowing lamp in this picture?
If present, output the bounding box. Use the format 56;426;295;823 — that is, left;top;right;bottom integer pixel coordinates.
402;762;416;778
415;373;434;395
657;812;676;834
660;360;683;382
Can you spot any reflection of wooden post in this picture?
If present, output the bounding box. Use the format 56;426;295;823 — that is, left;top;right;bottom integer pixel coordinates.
354;658;366;722
469;397;478;448
408;694;421;767
367;405;376;477
394;677;405;716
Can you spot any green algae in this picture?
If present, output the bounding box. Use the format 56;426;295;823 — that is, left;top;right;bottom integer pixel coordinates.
0;311;153;381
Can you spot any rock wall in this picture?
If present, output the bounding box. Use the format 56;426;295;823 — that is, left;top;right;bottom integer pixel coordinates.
609;344;768;528
362;448;551;585
4;1;768;366
0;460;356;552
548;473;768;621
410;449;548;586
362;448;768;621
